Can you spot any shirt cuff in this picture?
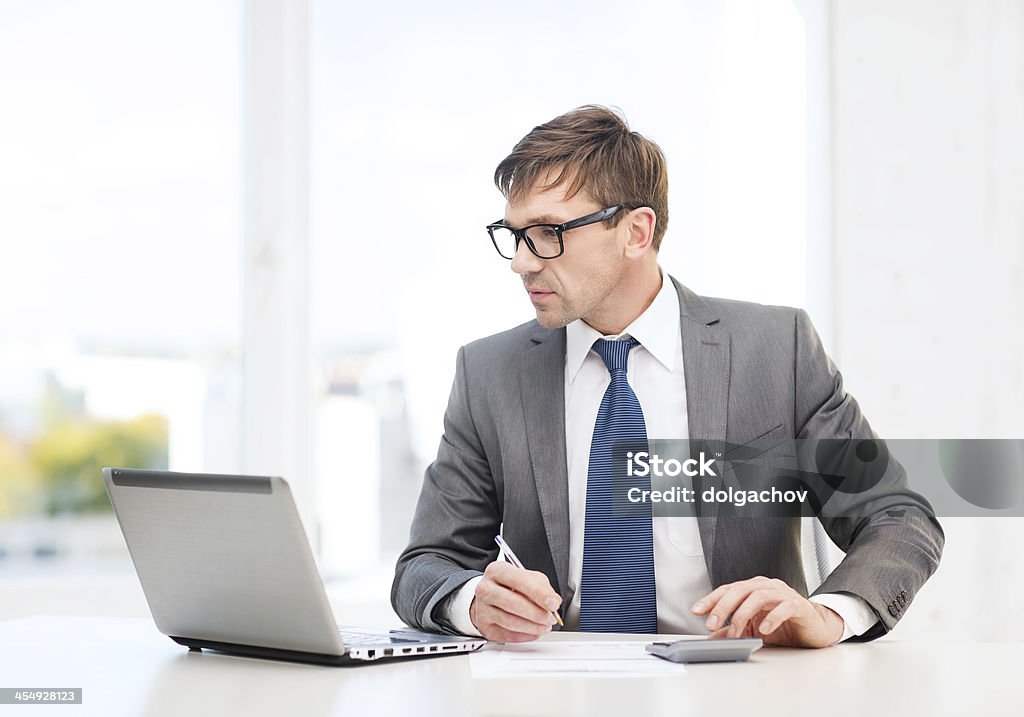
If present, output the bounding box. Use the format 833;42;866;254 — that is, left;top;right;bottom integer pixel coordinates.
809;593;879;643
444;575;484;637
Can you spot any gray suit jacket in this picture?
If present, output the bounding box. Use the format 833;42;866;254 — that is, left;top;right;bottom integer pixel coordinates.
392;277;944;641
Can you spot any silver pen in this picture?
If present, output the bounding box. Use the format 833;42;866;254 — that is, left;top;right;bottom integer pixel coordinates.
494;535;564;627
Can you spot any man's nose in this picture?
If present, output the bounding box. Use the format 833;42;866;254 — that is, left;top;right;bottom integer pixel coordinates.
510;236;543;275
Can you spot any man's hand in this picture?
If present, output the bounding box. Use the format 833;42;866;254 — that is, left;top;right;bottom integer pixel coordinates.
470;561;561;643
691;577;844;648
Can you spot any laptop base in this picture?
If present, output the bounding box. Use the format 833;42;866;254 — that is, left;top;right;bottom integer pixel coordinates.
171;636;359;666
170;635;476;667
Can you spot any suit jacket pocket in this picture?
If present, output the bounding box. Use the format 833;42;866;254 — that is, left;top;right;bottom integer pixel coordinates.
723;423;786;462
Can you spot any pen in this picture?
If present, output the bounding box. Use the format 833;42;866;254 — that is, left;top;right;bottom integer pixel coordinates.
494;535;564;627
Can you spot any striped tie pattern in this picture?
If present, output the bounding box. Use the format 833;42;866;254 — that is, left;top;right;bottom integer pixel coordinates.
579;338;657;633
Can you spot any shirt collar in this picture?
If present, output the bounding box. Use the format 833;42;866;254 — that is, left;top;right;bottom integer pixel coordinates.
565;271;680;384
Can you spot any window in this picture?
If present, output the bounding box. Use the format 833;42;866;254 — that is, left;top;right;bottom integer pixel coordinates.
0;1;242;565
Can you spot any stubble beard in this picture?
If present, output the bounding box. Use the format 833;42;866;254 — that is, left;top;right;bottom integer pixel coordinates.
531;263;622;330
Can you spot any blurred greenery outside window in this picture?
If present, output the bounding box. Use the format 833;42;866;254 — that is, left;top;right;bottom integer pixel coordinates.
0;381;167;518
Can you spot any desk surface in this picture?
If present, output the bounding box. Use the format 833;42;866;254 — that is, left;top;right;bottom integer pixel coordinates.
0;616;1017;717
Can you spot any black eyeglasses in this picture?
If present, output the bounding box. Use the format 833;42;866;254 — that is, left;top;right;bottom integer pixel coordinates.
486;205;624;260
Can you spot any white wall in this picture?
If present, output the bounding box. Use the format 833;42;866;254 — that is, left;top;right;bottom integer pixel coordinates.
830;0;1024;639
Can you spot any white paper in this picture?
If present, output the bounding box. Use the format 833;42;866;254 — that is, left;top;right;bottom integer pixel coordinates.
470;641;686;678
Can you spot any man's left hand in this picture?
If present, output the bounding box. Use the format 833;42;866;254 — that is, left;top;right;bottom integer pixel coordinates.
691;577;844;648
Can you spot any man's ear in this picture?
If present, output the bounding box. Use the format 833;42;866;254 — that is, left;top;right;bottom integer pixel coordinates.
623;207;657;258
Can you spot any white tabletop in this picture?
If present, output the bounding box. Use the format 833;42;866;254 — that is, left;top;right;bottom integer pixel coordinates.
0;616;1018;717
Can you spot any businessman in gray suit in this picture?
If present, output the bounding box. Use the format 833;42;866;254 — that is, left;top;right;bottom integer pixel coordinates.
392;106;943;647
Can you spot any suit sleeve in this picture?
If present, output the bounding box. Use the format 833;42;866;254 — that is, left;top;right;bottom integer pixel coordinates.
391;345;501;633
793;309;945;641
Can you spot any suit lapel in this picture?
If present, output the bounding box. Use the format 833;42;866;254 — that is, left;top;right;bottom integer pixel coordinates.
672;277;730;583
520;325;571;601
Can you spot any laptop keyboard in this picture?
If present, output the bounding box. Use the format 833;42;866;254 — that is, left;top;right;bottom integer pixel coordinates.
337;628;418;645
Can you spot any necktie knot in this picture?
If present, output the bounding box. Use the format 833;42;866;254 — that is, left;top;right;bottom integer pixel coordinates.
592;338;639;374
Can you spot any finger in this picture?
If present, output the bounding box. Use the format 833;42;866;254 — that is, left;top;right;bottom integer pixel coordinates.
692;576;777;619
727;589;786;638
486;624;543;643
691;583;733;615
476;579;554;629
702;577;775;631
485;562;561;613
759;598;804;636
707;623;756;639
477;600;552;636
707;625;732;639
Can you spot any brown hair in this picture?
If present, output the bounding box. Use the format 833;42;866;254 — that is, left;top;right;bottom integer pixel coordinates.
494;105;669;250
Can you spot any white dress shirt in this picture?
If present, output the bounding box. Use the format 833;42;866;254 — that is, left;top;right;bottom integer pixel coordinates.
446;271;878;640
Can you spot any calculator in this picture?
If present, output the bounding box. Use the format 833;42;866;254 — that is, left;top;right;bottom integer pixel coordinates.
645;637;763;663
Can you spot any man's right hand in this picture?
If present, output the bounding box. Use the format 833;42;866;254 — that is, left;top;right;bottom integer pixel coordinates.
469;561;562;642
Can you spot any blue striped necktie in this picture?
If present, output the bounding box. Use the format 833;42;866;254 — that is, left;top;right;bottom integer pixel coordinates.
579;338;657;633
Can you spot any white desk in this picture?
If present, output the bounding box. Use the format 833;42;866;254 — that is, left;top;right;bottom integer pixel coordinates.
0;616;1018;716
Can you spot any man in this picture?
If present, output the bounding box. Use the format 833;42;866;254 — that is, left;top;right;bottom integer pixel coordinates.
391;106;943;647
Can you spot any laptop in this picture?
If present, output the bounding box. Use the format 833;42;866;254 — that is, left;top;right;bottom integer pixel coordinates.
102;467;486;665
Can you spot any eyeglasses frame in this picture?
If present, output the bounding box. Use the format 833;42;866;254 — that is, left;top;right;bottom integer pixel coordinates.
486;205;625;260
